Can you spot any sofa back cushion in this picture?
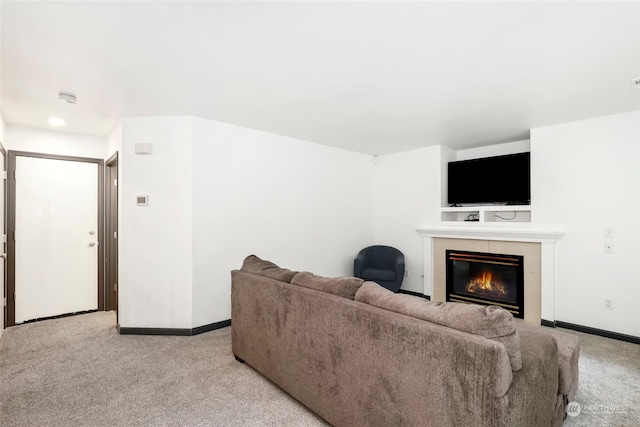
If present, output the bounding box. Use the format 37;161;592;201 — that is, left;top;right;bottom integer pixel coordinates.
291;272;364;300
240;255;298;283
355;281;522;371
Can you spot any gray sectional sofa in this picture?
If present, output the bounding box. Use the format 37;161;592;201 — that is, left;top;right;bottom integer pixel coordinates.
231;255;580;427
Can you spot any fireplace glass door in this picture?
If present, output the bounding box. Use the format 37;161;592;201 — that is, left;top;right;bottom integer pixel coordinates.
446;250;524;318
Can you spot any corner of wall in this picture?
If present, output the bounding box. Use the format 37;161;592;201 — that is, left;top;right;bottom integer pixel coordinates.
107;120;123;159
440;146;456;207
0;114;6;143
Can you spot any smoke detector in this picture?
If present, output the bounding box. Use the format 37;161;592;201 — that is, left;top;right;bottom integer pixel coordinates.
59;92;77;104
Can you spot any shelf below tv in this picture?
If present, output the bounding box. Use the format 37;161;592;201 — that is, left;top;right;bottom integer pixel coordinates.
440;205;532;223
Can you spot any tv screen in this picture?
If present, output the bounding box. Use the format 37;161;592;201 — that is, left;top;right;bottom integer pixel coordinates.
447;152;530;205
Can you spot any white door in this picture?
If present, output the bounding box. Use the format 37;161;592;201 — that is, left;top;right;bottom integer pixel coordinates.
15;156;98;323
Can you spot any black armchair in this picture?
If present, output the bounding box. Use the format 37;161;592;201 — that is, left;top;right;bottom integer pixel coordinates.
354;245;405;292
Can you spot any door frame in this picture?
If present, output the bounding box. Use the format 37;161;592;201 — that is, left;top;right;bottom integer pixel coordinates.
6;151;105;326
0;142;6;330
105;152;118;315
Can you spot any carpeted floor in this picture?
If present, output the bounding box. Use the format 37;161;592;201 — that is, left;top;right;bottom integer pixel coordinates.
0;312;639;426
563;328;640;427
0;312;327;427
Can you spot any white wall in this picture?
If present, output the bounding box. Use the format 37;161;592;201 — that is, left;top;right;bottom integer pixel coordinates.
119;116;374;329
4;126;108;159
373;146;444;293
191;117;374;327
532;111;640;337
118;117;194;329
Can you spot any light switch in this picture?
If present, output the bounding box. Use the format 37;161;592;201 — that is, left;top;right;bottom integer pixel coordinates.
136;195;149;206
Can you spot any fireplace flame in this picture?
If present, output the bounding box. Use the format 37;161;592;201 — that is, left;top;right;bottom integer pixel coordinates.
466;271;507;297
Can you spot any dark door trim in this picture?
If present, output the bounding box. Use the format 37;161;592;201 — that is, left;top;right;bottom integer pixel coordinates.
105;152;118;315
0;142;6;330
6;150;105;326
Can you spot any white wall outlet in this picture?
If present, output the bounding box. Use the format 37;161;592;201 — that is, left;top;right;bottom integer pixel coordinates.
604;299;614;310
604;239;614;253
404;269;409;278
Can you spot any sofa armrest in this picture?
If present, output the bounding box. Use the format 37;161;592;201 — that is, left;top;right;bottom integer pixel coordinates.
496;328;561;426
515;320;580;402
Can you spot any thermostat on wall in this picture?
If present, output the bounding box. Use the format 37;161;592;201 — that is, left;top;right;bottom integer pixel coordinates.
136;195;149;206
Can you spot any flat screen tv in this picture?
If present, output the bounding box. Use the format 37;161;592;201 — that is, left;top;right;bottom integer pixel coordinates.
447;152;530;205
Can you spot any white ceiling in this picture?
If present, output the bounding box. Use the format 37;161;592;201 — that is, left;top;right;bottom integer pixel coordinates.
1;1;639;155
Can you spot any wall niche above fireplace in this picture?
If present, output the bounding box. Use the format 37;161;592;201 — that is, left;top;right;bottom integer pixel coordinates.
446;250;525;318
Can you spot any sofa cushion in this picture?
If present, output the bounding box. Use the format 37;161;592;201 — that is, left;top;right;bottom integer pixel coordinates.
240;255;298;283
355;281;522;371
291;272;364;300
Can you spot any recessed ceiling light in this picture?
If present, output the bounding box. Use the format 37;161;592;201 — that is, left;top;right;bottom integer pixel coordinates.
48;117;66;127
59;92;77;104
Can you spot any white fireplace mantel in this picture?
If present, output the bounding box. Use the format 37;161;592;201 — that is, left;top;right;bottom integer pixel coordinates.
417;224;564;243
417;224;564;323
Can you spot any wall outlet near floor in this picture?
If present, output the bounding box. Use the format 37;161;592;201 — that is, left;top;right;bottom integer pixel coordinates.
604;299;614;310
604;239;614;253
404;269;409;278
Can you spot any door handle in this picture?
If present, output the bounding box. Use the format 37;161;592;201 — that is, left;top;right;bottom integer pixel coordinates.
0;253;5;259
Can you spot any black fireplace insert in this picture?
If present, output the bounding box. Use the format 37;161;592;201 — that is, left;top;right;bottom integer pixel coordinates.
446;250;524;318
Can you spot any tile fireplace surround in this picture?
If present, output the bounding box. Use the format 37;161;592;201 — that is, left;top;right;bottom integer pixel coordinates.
417;225;564;324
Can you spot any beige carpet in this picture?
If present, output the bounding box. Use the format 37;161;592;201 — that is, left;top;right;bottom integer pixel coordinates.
0;312;327;427
1;312;639;426
563;328;640;427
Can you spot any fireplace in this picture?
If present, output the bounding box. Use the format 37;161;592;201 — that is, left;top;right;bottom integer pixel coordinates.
446;250;525;318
